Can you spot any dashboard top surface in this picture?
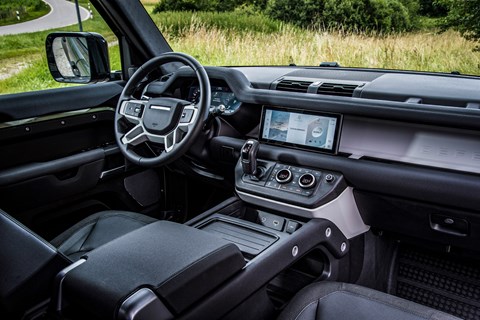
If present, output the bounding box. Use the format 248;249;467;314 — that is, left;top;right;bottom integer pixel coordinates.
146;65;480;177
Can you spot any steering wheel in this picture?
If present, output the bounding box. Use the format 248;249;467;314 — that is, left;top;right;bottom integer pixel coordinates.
114;53;211;167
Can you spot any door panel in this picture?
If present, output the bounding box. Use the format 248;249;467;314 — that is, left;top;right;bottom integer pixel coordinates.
0;82;123;121
0;82;145;238
0;107;115;169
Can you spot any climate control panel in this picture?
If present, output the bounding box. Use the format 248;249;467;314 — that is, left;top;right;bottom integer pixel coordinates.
266;164;325;196
236;158;345;209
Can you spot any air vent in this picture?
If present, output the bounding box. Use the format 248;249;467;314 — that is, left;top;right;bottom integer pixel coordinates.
317;83;358;97
276;80;313;93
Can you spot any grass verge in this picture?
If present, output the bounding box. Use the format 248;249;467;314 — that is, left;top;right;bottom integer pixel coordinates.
0;0;50;27
152;11;284;36
157;12;479;75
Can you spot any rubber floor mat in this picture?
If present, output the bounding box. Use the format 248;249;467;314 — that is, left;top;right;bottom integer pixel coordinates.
393;245;480;320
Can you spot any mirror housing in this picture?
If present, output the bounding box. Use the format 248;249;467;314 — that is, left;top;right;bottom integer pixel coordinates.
46;32;110;84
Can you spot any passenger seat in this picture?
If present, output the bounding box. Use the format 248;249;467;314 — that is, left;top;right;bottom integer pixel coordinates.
278;282;460;320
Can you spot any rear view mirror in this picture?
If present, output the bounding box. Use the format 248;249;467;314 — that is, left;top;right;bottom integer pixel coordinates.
46;32;110;84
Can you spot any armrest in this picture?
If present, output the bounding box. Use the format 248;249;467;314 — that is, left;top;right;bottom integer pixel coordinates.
61;221;245;319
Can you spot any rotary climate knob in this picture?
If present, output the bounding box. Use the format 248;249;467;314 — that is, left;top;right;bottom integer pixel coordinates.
299;173;316;189
276;169;292;184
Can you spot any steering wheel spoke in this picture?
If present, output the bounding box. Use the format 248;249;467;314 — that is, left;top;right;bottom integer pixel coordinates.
162;104;199;153
121;124;148;146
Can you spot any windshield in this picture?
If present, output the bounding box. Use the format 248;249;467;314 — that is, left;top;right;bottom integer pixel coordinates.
0;0;479;96
141;0;479;76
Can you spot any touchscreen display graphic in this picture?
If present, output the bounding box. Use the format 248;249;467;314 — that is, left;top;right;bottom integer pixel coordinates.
261;107;341;153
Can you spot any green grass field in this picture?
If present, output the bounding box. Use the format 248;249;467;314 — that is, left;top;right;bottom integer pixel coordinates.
0;6;479;95
0;0;50;27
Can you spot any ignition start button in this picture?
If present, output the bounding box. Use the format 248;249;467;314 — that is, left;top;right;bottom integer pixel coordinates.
299;173;316;189
276;169;292;184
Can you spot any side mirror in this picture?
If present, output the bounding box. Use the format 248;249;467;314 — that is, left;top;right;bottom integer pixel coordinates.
45;32;110;84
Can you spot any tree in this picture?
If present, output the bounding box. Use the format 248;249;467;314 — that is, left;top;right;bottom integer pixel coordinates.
440;0;480;49
267;0;414;32
418;0;448;17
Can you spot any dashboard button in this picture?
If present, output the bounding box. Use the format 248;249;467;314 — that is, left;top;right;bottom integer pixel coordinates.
266;181;280;189
286;221;301;234
276;169;292;184
258;212;285;231
299;173;316;189
325;174;335;183
302;190;313;196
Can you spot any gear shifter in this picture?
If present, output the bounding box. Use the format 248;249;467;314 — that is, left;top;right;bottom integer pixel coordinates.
241;139;261;178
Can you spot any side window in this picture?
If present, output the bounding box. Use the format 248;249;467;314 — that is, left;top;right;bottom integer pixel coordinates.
0;0;120;95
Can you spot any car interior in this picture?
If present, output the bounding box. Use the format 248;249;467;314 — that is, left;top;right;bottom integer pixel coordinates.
1;0;480;319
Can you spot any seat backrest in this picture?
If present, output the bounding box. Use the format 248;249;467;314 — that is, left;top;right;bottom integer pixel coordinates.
0;209;71;319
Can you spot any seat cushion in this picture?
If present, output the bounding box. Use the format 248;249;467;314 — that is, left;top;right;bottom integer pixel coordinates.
50;210;157;260
278;282;461;320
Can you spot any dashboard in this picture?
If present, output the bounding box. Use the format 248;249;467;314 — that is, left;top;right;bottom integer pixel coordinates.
152;64;480;249
187;85;241;115
1;59;480;251
158;66;480;177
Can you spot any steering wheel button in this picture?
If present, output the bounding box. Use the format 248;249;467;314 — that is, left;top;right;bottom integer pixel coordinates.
125;104;134;115
180;109;194;123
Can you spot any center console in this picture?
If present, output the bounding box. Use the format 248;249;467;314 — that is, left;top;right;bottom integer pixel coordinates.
52;198;351;320
234;141;368;240
52;108;369;320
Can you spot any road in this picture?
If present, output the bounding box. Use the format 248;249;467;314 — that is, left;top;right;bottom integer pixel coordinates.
0;0;90;36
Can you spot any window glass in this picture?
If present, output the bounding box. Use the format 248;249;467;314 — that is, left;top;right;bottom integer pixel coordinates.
143;0;479;76
0;0;120;95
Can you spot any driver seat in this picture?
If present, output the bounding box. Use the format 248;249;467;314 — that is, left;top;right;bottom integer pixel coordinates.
50;210;157;260
0;209;157;318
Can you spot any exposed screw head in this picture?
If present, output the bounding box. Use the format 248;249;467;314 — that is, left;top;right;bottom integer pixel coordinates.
341;242;347;252
292;246;299;257
325;227;331;237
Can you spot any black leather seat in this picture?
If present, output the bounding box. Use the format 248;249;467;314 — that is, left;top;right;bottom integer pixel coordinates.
0;209;156;318
50;210;157;260
278;282;460;320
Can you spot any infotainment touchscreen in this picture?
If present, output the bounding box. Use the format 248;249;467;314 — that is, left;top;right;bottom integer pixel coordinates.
260;107;342;154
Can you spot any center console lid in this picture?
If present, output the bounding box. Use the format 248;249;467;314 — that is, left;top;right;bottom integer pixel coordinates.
60;221;245;319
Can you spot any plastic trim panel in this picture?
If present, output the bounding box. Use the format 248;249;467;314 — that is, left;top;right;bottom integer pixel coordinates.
236;187;369;239
118;288;173;320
